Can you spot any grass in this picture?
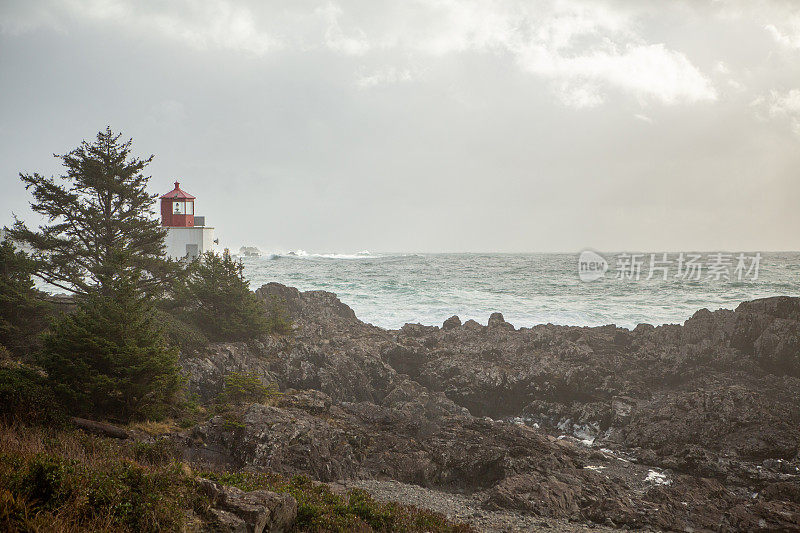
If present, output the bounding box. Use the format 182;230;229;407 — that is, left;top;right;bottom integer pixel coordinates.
129;420;181;436
0;423;473;532
0;423;206;532
200;471;473;533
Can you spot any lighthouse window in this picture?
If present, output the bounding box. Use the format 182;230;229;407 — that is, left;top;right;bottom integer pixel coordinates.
173;201;185;214
186;201;194;215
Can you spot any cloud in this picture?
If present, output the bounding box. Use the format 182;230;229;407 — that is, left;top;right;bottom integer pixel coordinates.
514;42;716;106
4;1;800;252
555;83;604;109
765;18;800;49
1;0;282;55
356;66;413;89
713;0;800;50
316;2;370;56
145;100;186;127
372;1;717;105
397;1;715;105
0;2;65;34
151;2;280;55
762;89;800;135
1;0;717;106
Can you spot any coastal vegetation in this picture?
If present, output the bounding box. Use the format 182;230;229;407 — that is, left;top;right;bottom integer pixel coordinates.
0;128;285;424
36;270;182;422
0;423;471;532
200;470;471;533
0;129;469;532
173;249;275;342
6;127;178;298
0;241;50;357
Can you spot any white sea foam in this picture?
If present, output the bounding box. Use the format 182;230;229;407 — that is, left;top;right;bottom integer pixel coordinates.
645;470;671;485
275;249;381;260
238;252;800;330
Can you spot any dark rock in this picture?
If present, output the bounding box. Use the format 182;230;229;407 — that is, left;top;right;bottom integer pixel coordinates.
487;312;505;327
199;478;297;533
610;396;636;425
442;315;462;330
180;341;279;402
487;312;515;331
761;481;800;503
208;508;247;532
612;329;631;346
463;319;483;331
179;285;800;531
256;282;357;324
401;323;439;337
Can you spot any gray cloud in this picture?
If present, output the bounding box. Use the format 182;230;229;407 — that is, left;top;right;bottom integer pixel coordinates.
1;0;799;252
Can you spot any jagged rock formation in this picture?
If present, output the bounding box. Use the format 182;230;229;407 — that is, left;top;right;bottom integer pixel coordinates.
180;283;800;531
198;478;297;533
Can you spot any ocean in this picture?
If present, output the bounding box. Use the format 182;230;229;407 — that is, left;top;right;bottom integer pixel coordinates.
239;251;800;330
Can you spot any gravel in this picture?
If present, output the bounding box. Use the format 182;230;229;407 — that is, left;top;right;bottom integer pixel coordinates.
334;479;630;532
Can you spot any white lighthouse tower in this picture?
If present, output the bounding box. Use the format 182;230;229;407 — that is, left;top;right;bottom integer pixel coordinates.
160;181;215;259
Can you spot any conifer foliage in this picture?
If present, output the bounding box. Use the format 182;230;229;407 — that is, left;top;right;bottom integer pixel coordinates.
38;271;181;422
8;127;177;296
8;128;183;422
179;250;274;341
0;241;49;356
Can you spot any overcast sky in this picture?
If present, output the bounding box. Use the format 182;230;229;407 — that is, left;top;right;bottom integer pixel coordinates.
1;0;799;253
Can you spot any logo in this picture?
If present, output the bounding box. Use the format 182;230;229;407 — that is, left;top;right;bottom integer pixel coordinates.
576;251;761;282
578;250;608;282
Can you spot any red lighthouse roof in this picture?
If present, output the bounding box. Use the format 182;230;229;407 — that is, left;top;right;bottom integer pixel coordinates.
160;181;195;200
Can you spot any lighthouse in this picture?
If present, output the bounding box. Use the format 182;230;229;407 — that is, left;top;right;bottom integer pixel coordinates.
160;181;215;259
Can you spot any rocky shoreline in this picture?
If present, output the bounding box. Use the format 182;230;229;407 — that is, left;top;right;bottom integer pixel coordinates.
179;283;800;531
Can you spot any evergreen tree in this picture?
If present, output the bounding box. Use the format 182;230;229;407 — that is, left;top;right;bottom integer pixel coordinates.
179;250;275;341
38;270;181;422
9;128;185;421
7;127;179;297
0;240;50;356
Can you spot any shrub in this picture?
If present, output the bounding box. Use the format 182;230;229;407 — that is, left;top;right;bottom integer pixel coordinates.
156;310;209;352
132;440;181;465
0;364;65;425
178;250;269;342
0;425;205;533
11;454;75;510
174;392;208;429
37;273;182;423
0;424;472;533
3;453;192;532
216;372;279;407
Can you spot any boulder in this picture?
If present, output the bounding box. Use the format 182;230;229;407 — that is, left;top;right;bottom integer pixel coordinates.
442;315;461;330
208;508;247;532
487;312;505;328
199;478;297;533
463;319;483;331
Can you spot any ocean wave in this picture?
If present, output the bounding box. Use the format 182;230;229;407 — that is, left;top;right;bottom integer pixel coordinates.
250;249;428;261
238;252;800;330
268;249;421;260
273;249;375;259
